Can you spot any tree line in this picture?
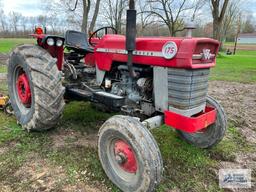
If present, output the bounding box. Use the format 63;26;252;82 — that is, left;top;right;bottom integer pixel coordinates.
0;0;255;44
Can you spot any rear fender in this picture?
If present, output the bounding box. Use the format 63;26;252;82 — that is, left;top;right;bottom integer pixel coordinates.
30;34;65;71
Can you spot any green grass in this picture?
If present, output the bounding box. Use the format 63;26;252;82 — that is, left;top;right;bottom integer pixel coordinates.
211;50;256;83
0;65;7;73
0;38;35;53
0;80;8;94
223;42;256;46
153;126;219;191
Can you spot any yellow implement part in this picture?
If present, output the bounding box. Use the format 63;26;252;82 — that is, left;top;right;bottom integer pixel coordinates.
0;96;9;107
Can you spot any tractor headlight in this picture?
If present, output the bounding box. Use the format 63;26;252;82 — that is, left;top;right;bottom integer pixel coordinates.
46;38;55;46
56;39;63;47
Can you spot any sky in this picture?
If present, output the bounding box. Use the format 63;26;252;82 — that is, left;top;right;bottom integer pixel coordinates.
2;0;256;17
2;0;43;16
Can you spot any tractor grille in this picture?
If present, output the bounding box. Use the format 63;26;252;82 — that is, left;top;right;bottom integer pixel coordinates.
168;68;209;110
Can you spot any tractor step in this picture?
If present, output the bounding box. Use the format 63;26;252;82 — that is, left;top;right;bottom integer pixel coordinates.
93;91;125;109
66;87;125;110
66;88;93;100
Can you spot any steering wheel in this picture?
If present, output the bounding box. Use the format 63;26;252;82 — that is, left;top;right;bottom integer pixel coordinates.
89;26;118;46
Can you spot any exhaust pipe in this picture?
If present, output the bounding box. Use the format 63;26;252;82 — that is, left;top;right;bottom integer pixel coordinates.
126;0;137;78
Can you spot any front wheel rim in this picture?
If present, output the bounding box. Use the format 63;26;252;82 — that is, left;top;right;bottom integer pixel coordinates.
107;138;139;182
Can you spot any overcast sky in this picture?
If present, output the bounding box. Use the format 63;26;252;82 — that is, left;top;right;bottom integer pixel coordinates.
2;0;256;17
3;0;43;16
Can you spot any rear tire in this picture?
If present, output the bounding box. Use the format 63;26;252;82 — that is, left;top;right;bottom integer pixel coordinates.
177;96;227;148
8;45;65;131
98;115;163;192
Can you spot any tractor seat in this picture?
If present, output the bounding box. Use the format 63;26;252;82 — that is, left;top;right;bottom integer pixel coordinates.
65;30;94;54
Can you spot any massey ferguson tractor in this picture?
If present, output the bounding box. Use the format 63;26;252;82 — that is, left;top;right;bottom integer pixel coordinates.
7;0;227;191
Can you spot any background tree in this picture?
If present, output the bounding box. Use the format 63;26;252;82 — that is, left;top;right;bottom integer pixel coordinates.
9;12;22;33
67;0;101;33
221;0;242;42
89;0;101;32
137;0;155;35
0;0;255;39
81;0;90;33
102;0;128;33
20;16;28;33
0;9;7;32
210;0;230;41
147;0;203;36
242;15;255;33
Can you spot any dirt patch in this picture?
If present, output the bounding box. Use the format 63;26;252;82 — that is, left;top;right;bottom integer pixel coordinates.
209;81;256;191
0;74;7;80
62;183;110;192
0;184;12;192
50;129;98;149
0;53;8;66
0;153;108;192
209;81;256;143
225;44;256;51
0;147;7;155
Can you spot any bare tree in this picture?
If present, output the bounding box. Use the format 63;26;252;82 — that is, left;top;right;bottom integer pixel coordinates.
210;0;230;41
233;13;241;54
37;15;48;27
81;0;91;33
0;9;7;32
137;1;155;35
242;15;255;33
89;0;101;32
20;16;28;32
147;0;203;36
102;0;128;33
9;12;22;33
0;0;6;32
28;16;38;30
43;0;101;33
47;14;60;33
221;0;242;42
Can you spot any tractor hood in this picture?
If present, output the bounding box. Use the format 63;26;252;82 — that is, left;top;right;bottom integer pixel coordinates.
94;34;219;71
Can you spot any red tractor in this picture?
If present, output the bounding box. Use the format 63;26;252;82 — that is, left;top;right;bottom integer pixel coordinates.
7;1;226;191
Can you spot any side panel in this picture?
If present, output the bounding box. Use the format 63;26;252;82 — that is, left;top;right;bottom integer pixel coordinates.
153;67;168;112
96;65;106;85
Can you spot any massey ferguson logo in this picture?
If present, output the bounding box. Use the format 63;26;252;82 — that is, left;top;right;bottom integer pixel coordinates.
202;49;212;60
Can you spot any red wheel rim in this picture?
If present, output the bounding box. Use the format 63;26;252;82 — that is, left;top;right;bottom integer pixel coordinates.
114;140;137;173
16;73;31;107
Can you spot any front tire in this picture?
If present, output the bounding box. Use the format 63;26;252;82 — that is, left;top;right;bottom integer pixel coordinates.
8;45;65;131
177;96;227;148
98;115;163;192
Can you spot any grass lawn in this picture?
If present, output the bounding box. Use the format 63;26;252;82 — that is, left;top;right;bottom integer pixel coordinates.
0;65;7;73
0;38;35;53
210;50;256;83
